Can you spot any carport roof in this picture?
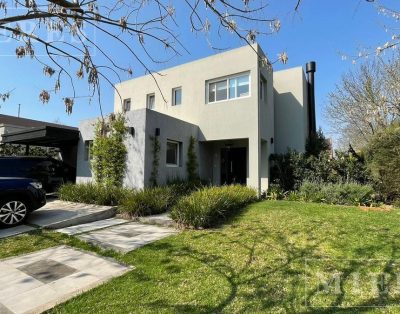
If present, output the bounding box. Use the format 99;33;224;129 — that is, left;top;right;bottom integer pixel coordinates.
2;125;79;147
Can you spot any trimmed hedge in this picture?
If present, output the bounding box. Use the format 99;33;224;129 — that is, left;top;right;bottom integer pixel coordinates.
58;183;129;206
170;185;258;229
297;181;375;206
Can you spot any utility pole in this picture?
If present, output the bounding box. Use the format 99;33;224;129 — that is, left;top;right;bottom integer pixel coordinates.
18;104;21;118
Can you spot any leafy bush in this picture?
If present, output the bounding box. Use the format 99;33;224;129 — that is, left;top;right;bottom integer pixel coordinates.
267;184;286;200
171;185;258;229
58;183;129;206
119;186;177;217
366;123;400;202
298;182;375;206
91;114;128;188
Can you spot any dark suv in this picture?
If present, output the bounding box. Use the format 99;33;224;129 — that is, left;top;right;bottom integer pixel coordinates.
0;177;46;227
0;157;75;193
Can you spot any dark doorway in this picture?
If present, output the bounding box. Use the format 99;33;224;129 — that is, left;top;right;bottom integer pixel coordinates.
221;147;247;185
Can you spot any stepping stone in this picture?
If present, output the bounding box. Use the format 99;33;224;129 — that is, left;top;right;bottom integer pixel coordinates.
0;246;131;314
0;225;36;239
56;218;128;235
78;222;178;253
138;212;176;228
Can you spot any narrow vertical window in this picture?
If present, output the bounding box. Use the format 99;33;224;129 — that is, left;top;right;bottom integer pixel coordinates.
166;140;180;167
123;98;131;112
147;93;155;109
172;87;182;106
84;140;93;161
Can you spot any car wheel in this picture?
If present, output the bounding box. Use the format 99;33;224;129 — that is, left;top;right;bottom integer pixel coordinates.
0;200;29;227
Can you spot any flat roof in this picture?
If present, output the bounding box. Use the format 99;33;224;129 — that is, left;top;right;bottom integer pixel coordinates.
0;114;77;130
2;125;79;147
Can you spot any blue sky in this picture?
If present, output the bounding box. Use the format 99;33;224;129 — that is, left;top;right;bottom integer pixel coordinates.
0;0;397;137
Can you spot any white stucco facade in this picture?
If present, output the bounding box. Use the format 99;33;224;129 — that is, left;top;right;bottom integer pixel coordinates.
76;44;313;194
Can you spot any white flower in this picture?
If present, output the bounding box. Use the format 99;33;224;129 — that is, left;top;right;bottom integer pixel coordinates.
278;52;288;64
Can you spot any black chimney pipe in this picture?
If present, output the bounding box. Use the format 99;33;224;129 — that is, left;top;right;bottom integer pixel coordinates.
306;61;317;137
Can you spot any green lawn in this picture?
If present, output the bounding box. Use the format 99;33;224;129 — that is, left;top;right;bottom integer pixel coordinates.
2;201;400;313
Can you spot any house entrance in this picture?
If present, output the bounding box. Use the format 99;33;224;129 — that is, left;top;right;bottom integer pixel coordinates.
221;147;247;185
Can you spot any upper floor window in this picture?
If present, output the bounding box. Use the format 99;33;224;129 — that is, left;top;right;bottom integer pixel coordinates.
147;93;155;109
207;73;250;103
172;87;182;106
123;98;131;112
260;77;266;100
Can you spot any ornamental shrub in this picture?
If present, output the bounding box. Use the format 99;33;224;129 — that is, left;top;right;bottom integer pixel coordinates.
119;186;176;217
91;113;128;188
58;183;129;206
298;181;375;206
366;123;400;202
171;185;257;229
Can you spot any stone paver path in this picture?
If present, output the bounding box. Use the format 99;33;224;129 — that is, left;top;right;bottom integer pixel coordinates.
138;212;176;228
0;246;131;314
0;225;37;240
56;218;128;235
78;222;178;253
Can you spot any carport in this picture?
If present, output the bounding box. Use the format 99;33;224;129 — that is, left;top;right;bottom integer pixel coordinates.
1;125;79;170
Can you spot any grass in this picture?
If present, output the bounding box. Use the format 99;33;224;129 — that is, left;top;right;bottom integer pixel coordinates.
2;201;400;313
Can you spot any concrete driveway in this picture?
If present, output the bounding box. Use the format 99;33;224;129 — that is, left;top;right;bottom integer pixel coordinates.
0;200;117;239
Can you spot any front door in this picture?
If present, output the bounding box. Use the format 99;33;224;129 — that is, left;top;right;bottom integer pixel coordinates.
221;147;247;185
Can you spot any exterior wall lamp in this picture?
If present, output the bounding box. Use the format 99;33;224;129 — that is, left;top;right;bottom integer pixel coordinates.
129;127;135;137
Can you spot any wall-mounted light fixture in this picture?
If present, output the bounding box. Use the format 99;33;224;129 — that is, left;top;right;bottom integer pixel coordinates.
155;128;160;137
129;127;135;137
270;137;274;144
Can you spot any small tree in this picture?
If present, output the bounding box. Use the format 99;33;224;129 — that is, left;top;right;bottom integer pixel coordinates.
305;128;331;157
91;113;127;188
366;123;400;202
186;135;199;182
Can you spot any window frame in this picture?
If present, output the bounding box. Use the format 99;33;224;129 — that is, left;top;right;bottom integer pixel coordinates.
207;72;251;104
84;140;93;161
172;87;182;106
123;98;131;112
166;140;180;167
146;93;155;109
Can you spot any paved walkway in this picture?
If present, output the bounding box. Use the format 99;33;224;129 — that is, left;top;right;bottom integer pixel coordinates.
0;246;131;314
78;222;178;253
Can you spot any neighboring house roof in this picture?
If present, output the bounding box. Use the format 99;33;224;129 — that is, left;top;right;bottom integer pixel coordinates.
0;114;77;131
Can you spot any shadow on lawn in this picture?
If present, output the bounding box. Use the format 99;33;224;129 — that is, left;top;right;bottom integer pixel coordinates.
143;225;400;313
142;225;328;313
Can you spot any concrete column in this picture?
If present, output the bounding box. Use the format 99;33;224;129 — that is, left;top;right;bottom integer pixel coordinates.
247;136;261;195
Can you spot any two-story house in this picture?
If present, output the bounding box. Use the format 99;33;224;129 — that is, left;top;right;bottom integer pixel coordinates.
76;44;316;194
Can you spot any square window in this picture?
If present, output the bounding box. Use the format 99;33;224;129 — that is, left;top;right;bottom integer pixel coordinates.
123;98;131;112
166;140;180;166
172;88;182;106
84;140;93;161
147;93;155;109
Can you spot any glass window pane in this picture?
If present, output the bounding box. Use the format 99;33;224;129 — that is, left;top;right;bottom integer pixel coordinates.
229;78;236;99
209;83;216;103
166;142;178;165
174;89;182;105
237;75;249;97
215;80;227;101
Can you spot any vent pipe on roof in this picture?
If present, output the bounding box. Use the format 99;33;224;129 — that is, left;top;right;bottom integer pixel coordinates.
306;61;317;137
